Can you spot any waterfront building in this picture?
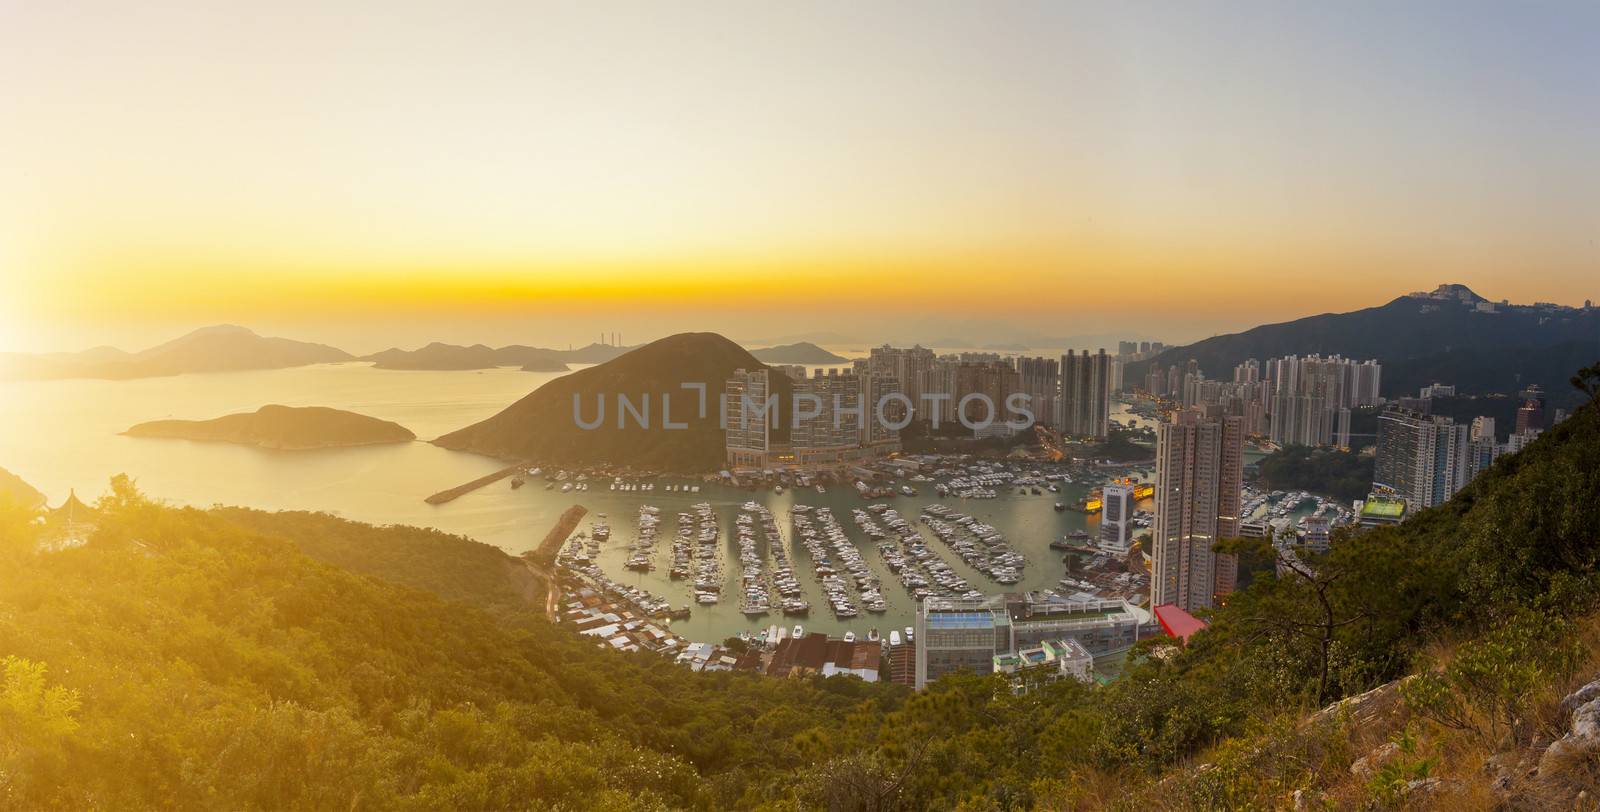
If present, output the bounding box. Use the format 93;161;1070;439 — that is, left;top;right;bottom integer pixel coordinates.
724;367;901;470
1151;409;1244;611
724;368;773;467
1099;482;1133;554
915;594;1141;688
1302;516;1331;554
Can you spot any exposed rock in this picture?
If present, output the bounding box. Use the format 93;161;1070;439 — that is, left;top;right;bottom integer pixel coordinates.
1539;695;1600;776
1560;677;1600;719
1350;741;1401;779
1310;678;1409;727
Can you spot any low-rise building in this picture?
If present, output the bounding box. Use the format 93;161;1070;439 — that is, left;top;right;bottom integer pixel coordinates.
992;638;1094;692
915;593;1141;688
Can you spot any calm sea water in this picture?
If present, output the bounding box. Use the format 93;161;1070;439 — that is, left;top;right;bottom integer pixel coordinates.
0;363;1177;641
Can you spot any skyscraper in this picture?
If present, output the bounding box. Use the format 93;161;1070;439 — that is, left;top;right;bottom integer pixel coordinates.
1058;349;1110;438
1373;407;1471;510
1016;356;1059;429
1267;354;1382;447
955;361;1021;430
867;344;937;421
724;368;773;467
1151;409;1244;611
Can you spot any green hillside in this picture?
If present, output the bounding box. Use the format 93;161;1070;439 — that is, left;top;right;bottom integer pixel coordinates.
4;380;1597;809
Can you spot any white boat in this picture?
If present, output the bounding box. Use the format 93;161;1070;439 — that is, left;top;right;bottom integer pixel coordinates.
843;631;856;643
904;626;914;642
792;624;804;638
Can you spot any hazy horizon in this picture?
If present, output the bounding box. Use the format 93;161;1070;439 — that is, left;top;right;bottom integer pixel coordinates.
0;286;1501;357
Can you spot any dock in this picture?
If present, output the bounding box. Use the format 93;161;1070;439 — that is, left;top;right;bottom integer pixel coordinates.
425;465;523;505
530;505;589;568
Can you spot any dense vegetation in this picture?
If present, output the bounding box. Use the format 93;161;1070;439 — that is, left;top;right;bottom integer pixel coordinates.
1087;428;1154;462
434;332;795;471
3;378;1597;809
124;405;416;450
1255;445;1375;501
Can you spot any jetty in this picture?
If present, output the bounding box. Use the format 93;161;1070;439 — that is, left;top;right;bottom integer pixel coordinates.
530;505;589;568
425;465;522;505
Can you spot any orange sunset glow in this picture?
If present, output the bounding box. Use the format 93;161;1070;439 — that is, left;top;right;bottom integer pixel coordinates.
4;2;1596;353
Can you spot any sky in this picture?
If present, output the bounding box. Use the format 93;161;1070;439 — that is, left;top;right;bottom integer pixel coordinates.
2;1;1596;354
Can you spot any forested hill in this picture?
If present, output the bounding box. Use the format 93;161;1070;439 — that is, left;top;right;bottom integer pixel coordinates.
3;379;1598;809
0;479;899;810
1130;287;1598;405
433;332;794;471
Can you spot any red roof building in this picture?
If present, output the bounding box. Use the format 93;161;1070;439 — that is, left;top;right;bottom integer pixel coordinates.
1153;603;1208;645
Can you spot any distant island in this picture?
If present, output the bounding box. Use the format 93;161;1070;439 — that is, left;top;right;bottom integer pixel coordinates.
434;332;792;471
0;325;353;381
124;405;415;450
364;342;568;372
748;341;849;364
0;465;46;509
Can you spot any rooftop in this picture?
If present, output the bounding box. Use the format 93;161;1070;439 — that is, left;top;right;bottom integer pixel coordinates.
1361;498;1406;519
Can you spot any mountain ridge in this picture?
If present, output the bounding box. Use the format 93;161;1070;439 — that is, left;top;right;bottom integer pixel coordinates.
1128;288;1598;404
747;341;849;364
1;325;354;380
363;342;569;371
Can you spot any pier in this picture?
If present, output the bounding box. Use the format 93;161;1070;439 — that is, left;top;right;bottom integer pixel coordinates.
424;465;522;505
531;505;589;567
